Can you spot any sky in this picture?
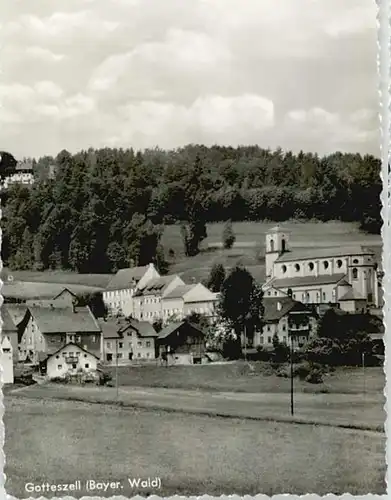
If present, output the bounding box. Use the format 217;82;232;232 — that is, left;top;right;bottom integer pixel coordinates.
0;0;379;159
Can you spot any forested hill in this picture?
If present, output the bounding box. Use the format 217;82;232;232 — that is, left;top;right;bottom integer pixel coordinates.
2;145;381;274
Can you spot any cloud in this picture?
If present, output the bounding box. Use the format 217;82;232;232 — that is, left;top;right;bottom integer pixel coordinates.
0;0;378;158
25;46;65;62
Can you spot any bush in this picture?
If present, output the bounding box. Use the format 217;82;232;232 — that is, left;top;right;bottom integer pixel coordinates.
98;370;113;386
305;368;324;384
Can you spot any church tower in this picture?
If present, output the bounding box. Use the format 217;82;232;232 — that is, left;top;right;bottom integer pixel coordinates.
265;225;290;280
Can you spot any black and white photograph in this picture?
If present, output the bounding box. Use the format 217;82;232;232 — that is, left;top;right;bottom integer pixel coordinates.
0;0;386;497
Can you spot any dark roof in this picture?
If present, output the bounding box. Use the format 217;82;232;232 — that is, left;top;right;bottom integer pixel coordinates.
105;266;150;291
270;273;346;289
52;288;77;300
136;275;180;297
3;304;27;327
1;306;18;332
275;246;374;263
263;297;298;322
27;306;101;334
98;318;123;339
337;279;351;287
120;318;158;337
45;342;99;361
164;285;195;300
15;160;33;172
158;321;204;340
2;281;103;299
339;289;366;301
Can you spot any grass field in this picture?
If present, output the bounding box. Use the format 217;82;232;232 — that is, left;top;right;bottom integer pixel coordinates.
3;220;382;287
106;362;385;396
4;396;386;497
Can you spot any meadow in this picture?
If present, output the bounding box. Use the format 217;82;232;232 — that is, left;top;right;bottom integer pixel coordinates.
4;220;382;287
4;396;386;497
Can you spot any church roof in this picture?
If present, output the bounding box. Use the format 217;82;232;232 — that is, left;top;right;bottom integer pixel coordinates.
275;245;374;263
337;279;351;287
270;273;346;289
338;289;366;301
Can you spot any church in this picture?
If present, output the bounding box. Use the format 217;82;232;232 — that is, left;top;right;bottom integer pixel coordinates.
262;226;380;312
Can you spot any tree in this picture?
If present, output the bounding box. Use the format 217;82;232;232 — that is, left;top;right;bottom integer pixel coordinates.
206;263;226;292
271;333;290;363
222;220;236;249
218;266;264;358
0;151;18;180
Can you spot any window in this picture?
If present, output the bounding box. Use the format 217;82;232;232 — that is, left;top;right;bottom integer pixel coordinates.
267;337;272;343
294;263;300;272
92;336;96;342
84;354;87;358
308;262;314;271
282;325;286;331
267;325;270;332
270;239;275;252
138;353;141;358
353;259;359;264
146;353;150;358
107;353;113;362
117;353;123;359
283;336;287;343
267;291;271;296
107;342;111;349
322;292;326;300
72;363;77;369
119;342;123;349
336;259;343;268
76;336;81;343
128;342;132;348
352;268;358;279
137;341;142;347
281;265;287;274
56;355;59;359
259;337;264;344
274;291;277;296
146;341;151;347
57;365;62;370
85;364;89;369
323;261;329;270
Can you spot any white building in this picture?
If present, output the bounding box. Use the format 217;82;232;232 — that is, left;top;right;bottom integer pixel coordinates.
162;283;219;323
2;160;34;189
43;343;99;379
262;225;380;309
133;275;185;322
103;263;160;317
0;336;14;384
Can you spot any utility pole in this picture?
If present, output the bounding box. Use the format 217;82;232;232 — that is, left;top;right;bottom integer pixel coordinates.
244;323;247;362
115;338;119;401
290;332;294;416
362;352;366;396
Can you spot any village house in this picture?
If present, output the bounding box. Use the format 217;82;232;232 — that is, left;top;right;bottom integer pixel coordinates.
255;297;317;349
262;225;380;309
40;343;99;380
1;305;20;362
103;263;160;317
100;317;158;364
18;303;101;364
162;283;219;323
2;159;34;190
158;321;207;365
133;274;185;322
0;336;14;383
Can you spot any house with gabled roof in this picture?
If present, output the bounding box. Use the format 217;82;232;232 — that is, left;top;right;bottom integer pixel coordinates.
133;274;185;322
257;297;317;349
102;263;160;317
1;306;19;361
40;342;100;380
99;317;158;364
162;282;218;323
18;304;101;364
157;321;207;365
0;336;14;383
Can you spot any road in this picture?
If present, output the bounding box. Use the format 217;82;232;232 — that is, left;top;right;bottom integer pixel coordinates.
8;383;385;431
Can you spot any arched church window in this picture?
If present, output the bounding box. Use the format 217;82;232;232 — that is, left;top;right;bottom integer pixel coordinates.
336;259;343;268
308;262;314;271
282;265;287;274
323;261;329;270
294;263;300;272
352;268;358;279
270;239;275;252
281;238;286;252
353;259;359;264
